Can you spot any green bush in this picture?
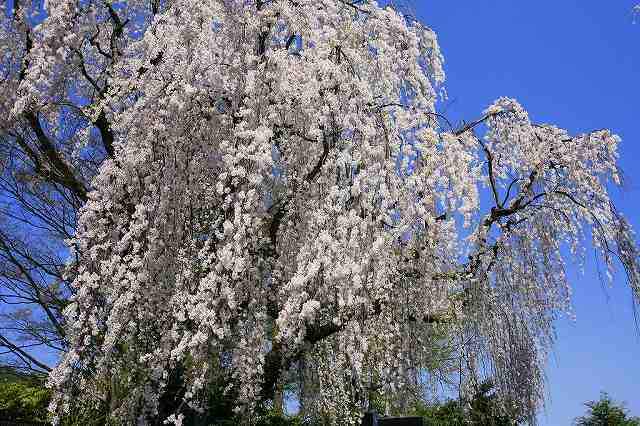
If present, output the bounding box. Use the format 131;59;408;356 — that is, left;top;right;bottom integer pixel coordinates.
0;377;52;423
254;413;305;426
411;381;521;426
574;392;640;426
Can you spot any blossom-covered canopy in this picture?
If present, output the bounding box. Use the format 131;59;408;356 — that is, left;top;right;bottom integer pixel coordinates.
11;0;638;424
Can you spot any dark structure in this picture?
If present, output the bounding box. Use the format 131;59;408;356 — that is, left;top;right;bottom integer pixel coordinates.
380;418;424;426
0;412;48;426
0;421;48;426
362;411;424;426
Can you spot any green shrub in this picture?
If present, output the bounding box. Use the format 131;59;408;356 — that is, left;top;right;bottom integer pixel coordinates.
0;378;52;423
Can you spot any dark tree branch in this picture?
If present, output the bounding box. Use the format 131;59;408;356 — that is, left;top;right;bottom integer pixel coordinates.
0;333;51;373
454;112;499;137
472;134;502;208
137;51;164;77
337;0;369;13
261;297;451;402
24;112;88;202
95;110;115;157
0;234;66;339
304;134;329;182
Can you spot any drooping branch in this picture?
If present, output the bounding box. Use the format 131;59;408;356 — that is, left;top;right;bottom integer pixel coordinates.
260;296;454;402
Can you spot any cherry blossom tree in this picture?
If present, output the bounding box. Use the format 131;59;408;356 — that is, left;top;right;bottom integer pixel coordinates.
3;0;640;425
0;0;170;380
0;0;122;375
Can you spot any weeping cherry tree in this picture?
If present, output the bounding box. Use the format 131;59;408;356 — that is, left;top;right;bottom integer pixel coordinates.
8;0;640;424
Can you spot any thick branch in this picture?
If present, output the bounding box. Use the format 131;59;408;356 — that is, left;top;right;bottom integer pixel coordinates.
25;112;88;202
95;110;115;157
261;301;450;402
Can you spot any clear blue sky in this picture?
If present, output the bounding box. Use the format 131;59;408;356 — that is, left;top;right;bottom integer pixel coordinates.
398;1;640;424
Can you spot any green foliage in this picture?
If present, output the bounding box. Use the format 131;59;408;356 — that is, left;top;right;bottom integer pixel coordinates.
209;411;305;426
0;368;113;426
411;381;521;426
192;373;305;426
0;375;52;423
57;402;111;426
413;399;466;426
254;412;305;426
466;381;520;426
574;392;640;426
